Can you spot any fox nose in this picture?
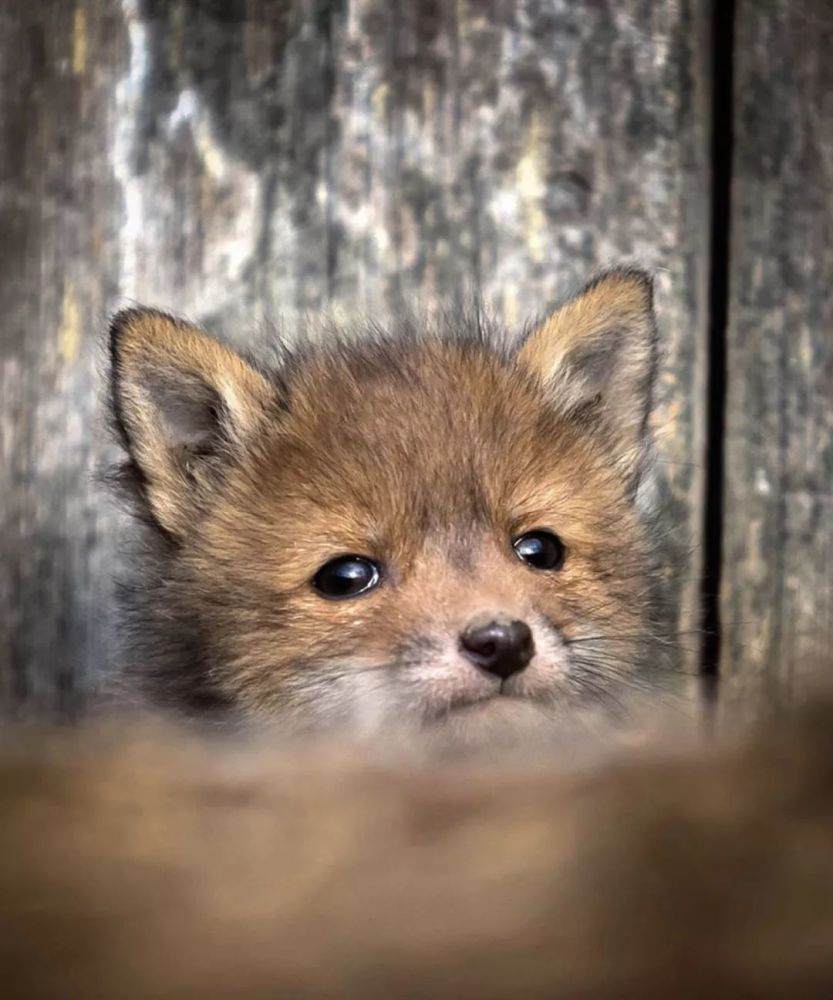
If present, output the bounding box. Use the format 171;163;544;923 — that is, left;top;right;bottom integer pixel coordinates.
460;618;535;679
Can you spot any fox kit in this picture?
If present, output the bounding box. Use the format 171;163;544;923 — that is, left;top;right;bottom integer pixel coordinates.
108;268;672;736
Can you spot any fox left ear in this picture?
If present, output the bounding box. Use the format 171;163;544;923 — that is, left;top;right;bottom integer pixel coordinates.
109;308;276;538
518;268;658;489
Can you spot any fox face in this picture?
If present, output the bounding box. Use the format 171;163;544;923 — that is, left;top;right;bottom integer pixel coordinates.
109;269;671;738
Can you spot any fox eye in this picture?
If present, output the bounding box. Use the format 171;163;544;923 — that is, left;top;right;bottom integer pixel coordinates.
312;556;382;600
512;530;566;571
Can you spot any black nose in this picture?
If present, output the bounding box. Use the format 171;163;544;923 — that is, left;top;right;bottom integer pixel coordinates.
459;618;534;679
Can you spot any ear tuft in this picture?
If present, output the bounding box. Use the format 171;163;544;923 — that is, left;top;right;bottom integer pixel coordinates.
109;308;274;537
518;267;658;491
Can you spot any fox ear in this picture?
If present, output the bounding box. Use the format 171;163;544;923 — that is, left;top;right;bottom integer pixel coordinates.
109;308;275;537
518;268;658;488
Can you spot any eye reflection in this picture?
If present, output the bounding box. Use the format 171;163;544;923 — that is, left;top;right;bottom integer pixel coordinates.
512;530;566;571
312;556;382;599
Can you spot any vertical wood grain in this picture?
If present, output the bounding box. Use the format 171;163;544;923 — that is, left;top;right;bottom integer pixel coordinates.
721;0;833;706
0;1;125;713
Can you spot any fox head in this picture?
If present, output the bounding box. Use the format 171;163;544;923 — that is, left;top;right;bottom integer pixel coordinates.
108;269;671;740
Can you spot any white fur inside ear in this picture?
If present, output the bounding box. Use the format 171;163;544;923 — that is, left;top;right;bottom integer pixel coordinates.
519;270;657;495
111;308;275;536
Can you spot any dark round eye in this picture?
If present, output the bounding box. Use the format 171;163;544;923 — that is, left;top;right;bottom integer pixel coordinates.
312;556;382;600
512;530;566;571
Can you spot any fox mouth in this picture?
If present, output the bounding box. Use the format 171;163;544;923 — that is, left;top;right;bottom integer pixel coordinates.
427;690;535;722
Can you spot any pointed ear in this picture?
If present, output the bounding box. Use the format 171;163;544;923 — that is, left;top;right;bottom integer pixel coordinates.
109;308;275;537
518;268;658;488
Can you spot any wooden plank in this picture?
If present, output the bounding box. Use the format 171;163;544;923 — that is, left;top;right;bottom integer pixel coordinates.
0;1;125;714
721;0;833;705
0;0;711;712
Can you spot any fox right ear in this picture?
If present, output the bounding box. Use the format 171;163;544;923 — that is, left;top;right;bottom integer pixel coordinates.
109;308;275;538
518;268;658;492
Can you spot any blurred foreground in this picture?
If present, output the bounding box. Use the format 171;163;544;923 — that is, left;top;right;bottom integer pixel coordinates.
2;699;833;998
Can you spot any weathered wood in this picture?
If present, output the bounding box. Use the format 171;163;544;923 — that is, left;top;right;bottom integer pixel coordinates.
0;1;125;713
721;0;833;705
0;0;710;713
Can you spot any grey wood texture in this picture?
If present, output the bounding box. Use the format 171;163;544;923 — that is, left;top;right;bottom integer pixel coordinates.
0;0;709;713
720;0;833;707
0;1;125;713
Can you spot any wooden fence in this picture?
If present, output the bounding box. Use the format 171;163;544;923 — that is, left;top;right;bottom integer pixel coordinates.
1;0;830;714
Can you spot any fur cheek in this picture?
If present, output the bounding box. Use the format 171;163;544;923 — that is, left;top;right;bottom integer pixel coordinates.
293;666;400;735
255;635;573;735
308;651;500;732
